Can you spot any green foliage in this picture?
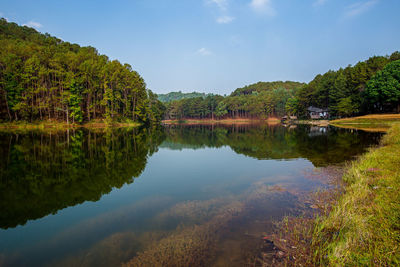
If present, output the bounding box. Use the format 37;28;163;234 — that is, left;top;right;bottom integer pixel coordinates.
230;81;304;96
285;97;300;116
69;79;83;123
157;91;211;103
2;17;398;122
0;19;163;123
215;101;228;118
148;90;166;122
336;96;357;117
365;60;400;113
164;84;301;120
295;52;399;118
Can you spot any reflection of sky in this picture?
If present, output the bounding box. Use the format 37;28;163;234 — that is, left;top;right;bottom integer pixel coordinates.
0;146;315;265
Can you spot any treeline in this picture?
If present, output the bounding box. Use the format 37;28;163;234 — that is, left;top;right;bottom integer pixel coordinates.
163;53;400;120
0;19;164;124
164;81;303;120
294;52;400;117
157;91;212;103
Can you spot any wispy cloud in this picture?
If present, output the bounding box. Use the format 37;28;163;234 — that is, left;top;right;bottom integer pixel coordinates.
208;0;228;11
313;0;328;7
250;0;276;16
206;0;235;24
343;0;378;18
216;15;234;24
23;21;43;29
197;48;212;56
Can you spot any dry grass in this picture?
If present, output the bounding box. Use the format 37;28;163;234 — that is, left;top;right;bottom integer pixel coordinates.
331;114;400;132
332;114;400;121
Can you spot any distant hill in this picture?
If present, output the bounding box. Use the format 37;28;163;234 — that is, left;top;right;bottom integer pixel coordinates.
230;81;305;96
157;91;212;103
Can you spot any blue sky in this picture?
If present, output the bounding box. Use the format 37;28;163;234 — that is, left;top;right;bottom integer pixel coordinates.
1;0;400;94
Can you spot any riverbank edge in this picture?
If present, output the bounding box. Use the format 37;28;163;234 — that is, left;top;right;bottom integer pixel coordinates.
311;123;400;265
161;118;281;125
330;114;400;132
0;121;142;130
262;120;400;266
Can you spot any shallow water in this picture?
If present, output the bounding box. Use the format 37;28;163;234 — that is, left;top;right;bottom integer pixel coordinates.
0;124;382;266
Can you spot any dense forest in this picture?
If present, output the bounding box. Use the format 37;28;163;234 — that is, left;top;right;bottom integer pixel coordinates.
0;19;164;124
163;54;400;120
157;91;212;103
1;19;399;123
295;52;400;117
164;81;303;120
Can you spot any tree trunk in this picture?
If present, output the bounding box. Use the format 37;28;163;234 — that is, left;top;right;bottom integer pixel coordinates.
4;91;12;121
87;93;91;121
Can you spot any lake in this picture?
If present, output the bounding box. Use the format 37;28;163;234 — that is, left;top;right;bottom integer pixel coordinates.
0;124;382;266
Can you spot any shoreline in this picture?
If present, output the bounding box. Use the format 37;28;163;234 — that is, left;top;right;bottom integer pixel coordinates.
3;114;398;132
265;118;400;265
313;123;400;265
161;118;281;125
330;114;400;132
0;121;142;130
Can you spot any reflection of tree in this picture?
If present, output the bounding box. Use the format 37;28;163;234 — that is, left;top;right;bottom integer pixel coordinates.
0;125;380;229
161;124;382;166
0;127;165;229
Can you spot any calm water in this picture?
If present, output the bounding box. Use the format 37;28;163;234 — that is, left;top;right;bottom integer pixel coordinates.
0;124;382;266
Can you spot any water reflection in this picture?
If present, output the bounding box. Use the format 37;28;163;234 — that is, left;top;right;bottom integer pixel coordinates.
161;124;382;166
0;127;165;229
0;124;381;230
0;124;382;266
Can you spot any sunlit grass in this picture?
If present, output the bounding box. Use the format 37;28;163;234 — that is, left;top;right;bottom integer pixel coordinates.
312;124;400;266
331;114;400;132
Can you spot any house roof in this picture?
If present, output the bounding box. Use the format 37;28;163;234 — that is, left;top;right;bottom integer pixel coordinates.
307;106;328;112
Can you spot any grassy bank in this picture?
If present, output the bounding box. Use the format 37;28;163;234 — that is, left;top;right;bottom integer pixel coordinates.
331;114;400;132
0;120;141;130
313;123;400;265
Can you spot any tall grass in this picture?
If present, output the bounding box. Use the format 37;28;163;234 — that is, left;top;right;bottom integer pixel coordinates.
312;124;400;266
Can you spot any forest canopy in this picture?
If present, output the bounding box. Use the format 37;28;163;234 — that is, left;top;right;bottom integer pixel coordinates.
157;91;212;103
1;19;399;123
163;81;304;120
162;53;400;120
0;19;164;124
